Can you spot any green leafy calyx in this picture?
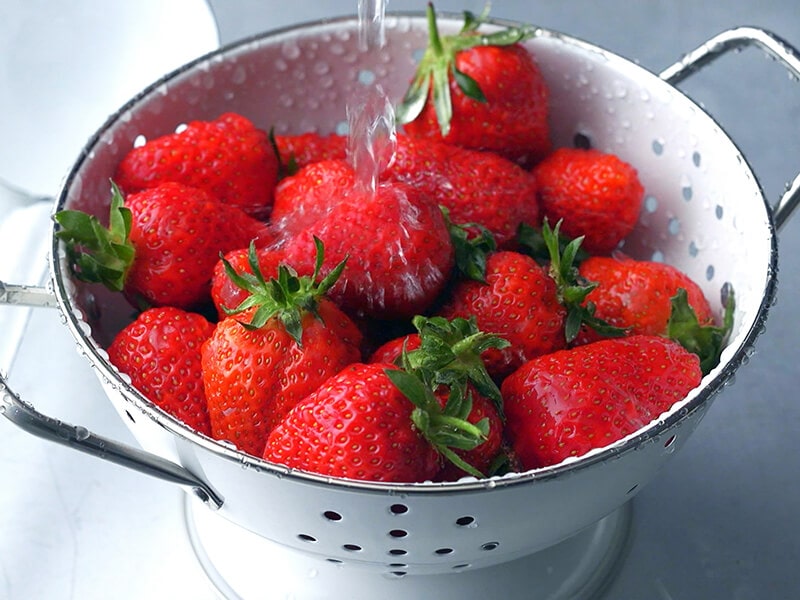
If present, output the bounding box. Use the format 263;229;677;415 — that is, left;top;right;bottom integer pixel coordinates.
540;219;628;343
222;237;346;345
54;181;136;293
667;286;735;376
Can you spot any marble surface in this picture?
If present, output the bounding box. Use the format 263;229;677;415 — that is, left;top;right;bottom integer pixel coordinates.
1;1;799;598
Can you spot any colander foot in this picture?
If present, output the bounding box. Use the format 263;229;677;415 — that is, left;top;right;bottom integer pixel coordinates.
182;495;633;600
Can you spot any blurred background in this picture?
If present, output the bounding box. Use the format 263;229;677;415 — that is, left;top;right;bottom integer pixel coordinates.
1;1;798;598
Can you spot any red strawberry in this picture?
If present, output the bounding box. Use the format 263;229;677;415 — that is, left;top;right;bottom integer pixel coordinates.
108;306;214;436
532;147;644;254
439;250;566;379
201;242;363;456
386;135;540;248
398;4;551;166
115;112;279;219
501;335;703;469
278;160;455;320
578;254;714;338
270;159;356;238
55;181;266;310
273;132;347;174
577;253;733;373
372;315;508;480
263;363;442;483
368;333;421;365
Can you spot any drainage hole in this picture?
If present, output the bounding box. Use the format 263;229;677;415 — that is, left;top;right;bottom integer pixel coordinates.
626;484;639;495
326;558;343;564
455;516;475;527
125;410;136;424
481;542;500;551
388;549;407;556
389;571;408;578
388;563;408;569
297;534;317;543
573;132;592;149
452;563;471;570
343;544;362;552
435;548;454;556
664;435;677;448
388;529;408;538
323;510;343;522
389;503;409;515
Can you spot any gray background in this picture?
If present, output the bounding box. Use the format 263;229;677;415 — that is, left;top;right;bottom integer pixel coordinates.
1;1;799;598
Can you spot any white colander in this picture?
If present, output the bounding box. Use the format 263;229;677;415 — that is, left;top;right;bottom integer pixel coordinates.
2;14;800;600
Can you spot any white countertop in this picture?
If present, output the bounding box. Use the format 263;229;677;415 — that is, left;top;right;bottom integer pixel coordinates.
2;2;799;598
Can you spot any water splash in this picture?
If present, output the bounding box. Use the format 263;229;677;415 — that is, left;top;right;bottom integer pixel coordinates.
348;0;396;194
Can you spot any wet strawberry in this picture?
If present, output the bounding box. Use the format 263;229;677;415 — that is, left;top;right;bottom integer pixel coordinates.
278;160;454;320
577;253;734;374
263;363;443;483
501;335;702;469
273;131;347;175
55;181;265;310
115;112;279;218
387;135;540;248
398;4;551;166
533;147;644;254
108;306;214;436
201;241;363;456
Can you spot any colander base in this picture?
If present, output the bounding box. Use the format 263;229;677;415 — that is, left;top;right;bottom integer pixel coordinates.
183;496;633;600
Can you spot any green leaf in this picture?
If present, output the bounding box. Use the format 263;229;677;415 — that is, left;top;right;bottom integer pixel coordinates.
53;180;135;293
452;66;486;103
223;238;346;345
667;287;735;375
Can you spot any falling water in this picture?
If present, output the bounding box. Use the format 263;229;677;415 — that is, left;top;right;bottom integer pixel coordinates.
347;0;396;194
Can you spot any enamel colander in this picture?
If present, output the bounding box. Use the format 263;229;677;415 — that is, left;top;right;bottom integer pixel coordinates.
3;13;800;600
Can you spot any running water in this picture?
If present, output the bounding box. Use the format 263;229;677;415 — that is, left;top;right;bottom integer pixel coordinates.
347;0;396;194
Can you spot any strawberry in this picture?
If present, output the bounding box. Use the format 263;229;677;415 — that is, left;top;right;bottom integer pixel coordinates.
54;181;265;310
532;147;644;254
107;306;214;436
262;363;443;483
439;250;567;380
115;112;279;219
501;335;703;469
270;159;356;238
278;160;455;320
386;135;540;248
273;131;347;175
201;240;363;456
577;253;734;373
397;4;551;166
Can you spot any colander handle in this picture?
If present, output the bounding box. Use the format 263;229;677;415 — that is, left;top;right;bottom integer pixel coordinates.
0;372;224;510
659;26;800;230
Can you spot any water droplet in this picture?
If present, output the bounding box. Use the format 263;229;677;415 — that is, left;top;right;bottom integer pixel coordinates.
74;426;90;441
231;65;247;85
281;41;301;60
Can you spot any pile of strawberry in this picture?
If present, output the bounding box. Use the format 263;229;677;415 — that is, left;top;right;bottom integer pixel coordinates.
55;5;733;484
